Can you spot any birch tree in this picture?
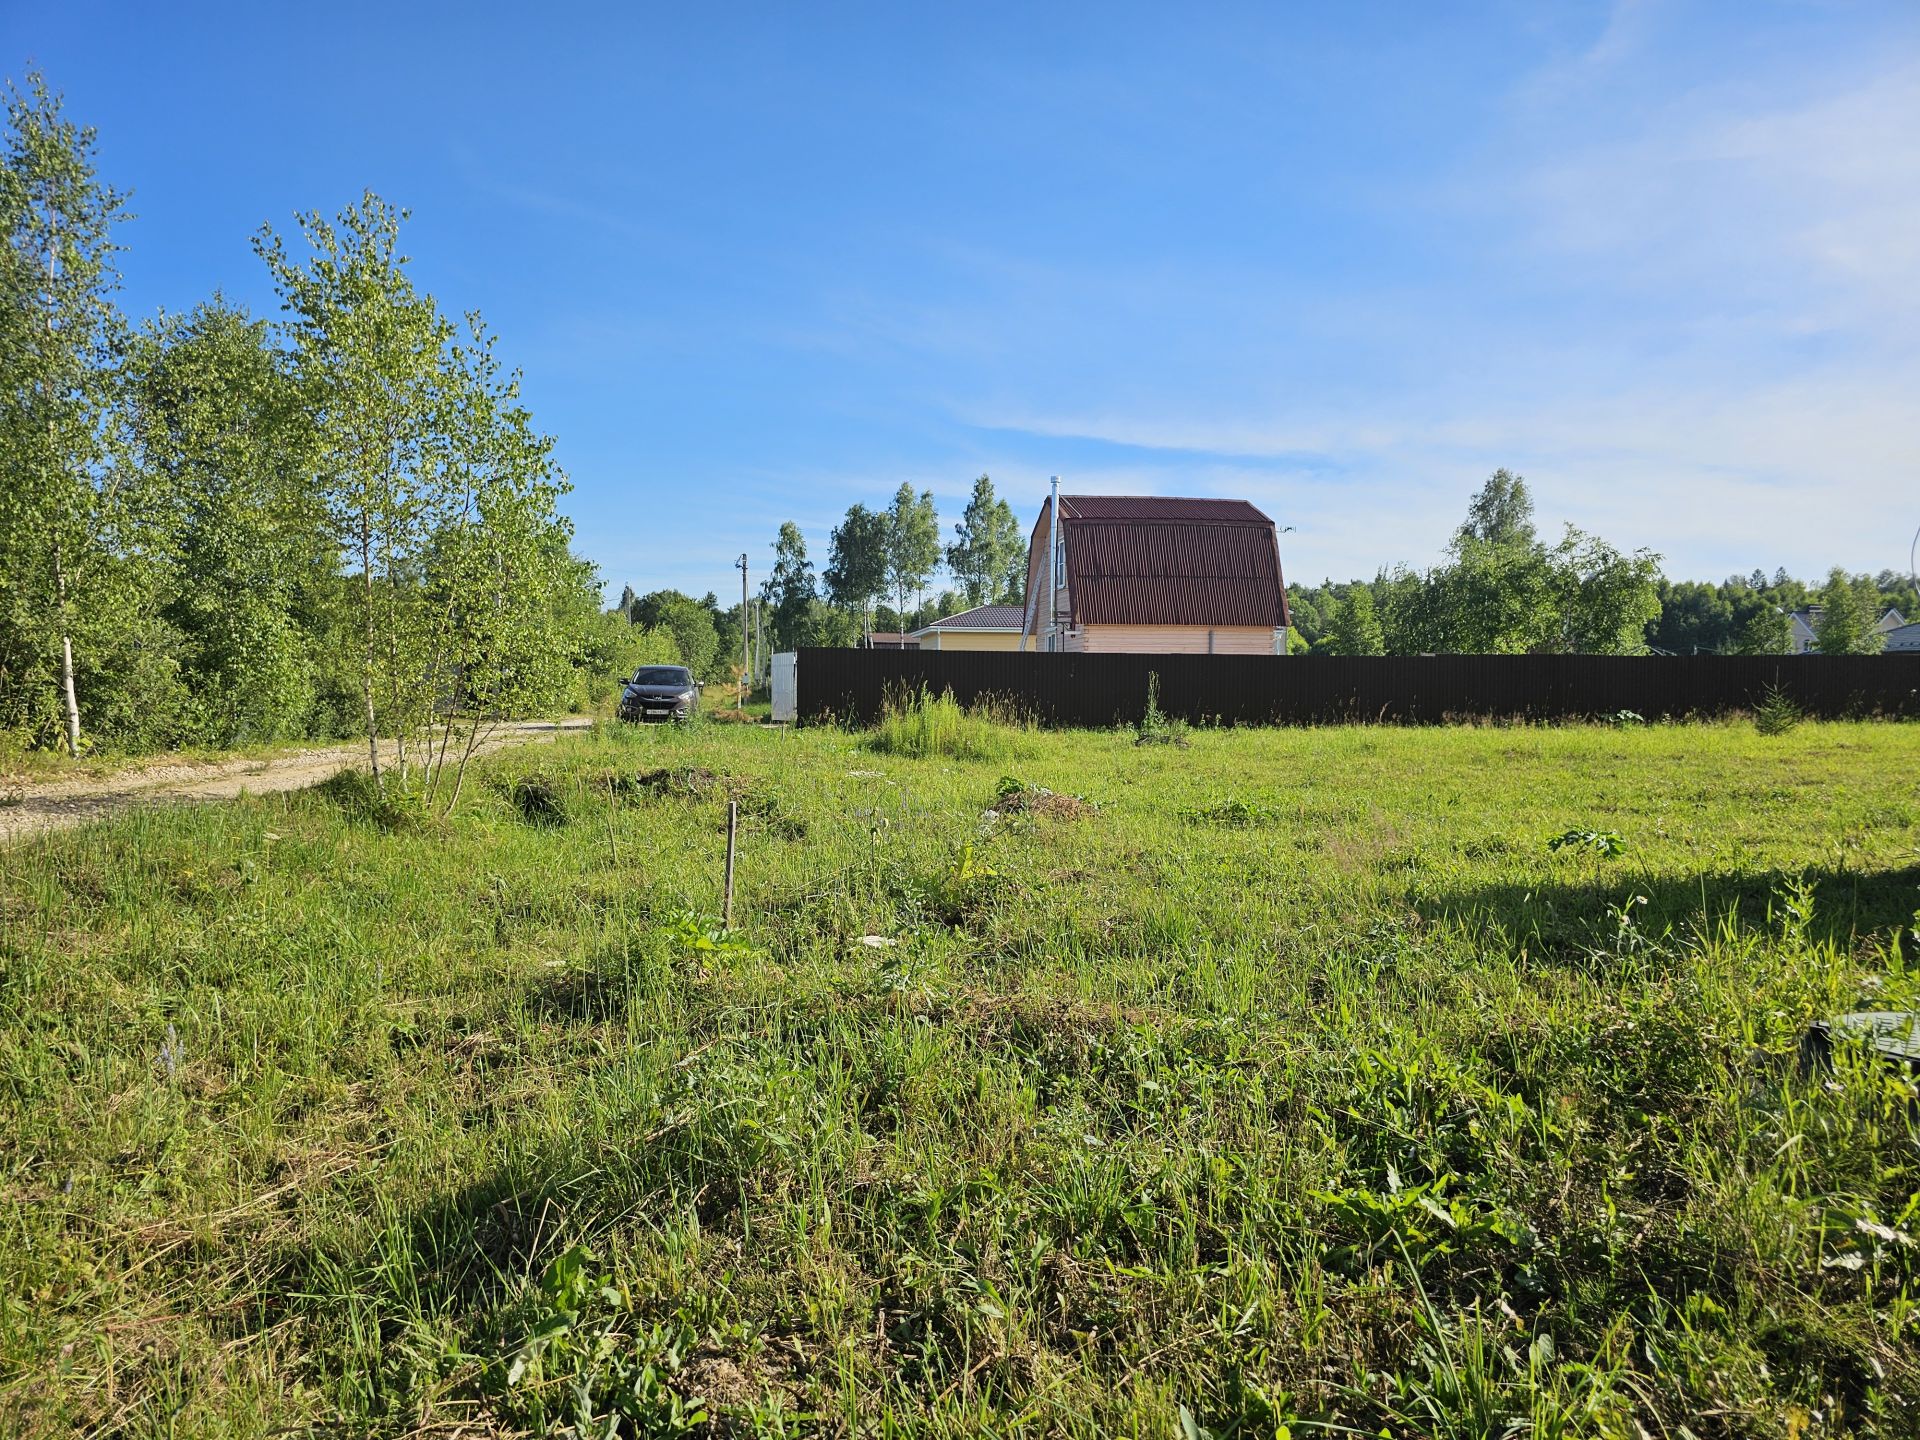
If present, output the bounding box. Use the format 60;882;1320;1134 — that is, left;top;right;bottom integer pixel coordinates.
761;521;817;651
420;314;575;812
885;484;940;624
945;474;1022;607
255;193;456;787
0;71;131;753
825;503;888;640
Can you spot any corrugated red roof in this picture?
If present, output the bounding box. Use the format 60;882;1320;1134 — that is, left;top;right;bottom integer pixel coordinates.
1059;495;1274;525
1045;494;1288;628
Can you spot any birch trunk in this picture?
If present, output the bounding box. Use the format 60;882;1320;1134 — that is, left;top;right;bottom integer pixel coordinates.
360;520;380;785
52;544;81;756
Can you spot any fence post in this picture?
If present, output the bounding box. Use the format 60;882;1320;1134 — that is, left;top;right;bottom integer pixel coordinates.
723;800;738;930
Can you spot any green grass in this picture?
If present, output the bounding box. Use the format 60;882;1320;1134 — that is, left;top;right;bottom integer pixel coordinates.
1;718;1918;1436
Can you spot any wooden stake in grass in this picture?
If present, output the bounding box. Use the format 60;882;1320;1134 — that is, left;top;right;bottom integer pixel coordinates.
723;799;739;930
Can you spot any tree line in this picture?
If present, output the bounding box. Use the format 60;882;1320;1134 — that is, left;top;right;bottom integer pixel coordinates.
621;467;1909;672
1286;472;1910;657
614;474;1029;676
0;72;620;781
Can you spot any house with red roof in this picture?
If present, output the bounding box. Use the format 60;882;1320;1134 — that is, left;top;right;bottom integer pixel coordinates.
1020;492;1291;654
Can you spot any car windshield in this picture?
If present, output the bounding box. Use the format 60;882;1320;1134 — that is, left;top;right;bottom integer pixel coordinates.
633;667;692;686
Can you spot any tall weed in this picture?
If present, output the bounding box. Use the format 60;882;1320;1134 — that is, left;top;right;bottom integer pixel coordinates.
864;685;1023;760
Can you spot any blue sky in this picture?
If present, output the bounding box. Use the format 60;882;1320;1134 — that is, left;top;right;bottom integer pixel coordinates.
8;1;1918;598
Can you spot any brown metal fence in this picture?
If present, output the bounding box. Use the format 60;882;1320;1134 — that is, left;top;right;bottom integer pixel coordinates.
794;648;1920;727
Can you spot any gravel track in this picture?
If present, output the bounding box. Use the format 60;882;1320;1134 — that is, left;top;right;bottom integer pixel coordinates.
0;719;595;845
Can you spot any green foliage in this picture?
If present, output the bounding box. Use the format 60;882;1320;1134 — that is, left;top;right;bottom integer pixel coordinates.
628;590;720;680
1184;795;1270;826
483;1246;710;1436
1317;1167;1516;1272
884;483;941;624
761;521;817;652
0;69;137;754
1285;586;1324;647
1324;584;1385;655
824;502;889;636
1458;466;1535;547
865;684;1019;759
1728;587;1793;654
806;598;860;648
507;773;568;826
1377;471;1661;655
577;612;677;710
1551;527;1662;652
1814;569;1888;655
315;765;417;831
1546;827;1627;858
125;299;326;745
1649;578;1734;654
255;192;459;783
661;908;758;956
945;474;1025;607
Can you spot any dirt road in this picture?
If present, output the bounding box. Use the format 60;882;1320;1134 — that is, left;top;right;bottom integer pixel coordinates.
0;719;596;846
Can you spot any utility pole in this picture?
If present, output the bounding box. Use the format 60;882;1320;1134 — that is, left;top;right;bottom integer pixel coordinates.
736;553;749;708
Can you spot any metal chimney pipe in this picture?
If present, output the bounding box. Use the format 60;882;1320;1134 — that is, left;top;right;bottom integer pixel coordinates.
1046;476;1060;652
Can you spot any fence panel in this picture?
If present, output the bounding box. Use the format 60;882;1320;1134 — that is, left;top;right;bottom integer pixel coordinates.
793;649;1920;727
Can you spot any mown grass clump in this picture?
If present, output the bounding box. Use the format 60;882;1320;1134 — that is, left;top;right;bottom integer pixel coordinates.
506;772;569;826
864;683;1025;760
1;717;1917;1435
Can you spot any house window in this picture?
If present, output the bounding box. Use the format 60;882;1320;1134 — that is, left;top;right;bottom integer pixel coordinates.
1054;537;1065;589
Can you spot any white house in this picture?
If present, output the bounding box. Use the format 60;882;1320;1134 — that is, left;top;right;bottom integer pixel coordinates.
1786;606;1906;654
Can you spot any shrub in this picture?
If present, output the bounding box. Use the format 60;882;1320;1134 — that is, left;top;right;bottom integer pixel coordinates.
864;685;1019;760
1546;827;1627;858
1754;684;1802;736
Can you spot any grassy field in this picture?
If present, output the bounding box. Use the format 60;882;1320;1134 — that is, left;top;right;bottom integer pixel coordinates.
1;714;1917;1437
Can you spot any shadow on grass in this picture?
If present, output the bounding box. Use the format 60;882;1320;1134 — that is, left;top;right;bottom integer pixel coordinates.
1416;863;1920;958
523;965;639;1025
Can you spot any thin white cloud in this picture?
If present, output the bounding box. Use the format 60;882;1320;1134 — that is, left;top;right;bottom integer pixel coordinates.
1521;60;1920;328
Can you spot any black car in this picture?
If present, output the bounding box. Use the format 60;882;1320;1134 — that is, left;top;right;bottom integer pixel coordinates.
618;665;700;723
